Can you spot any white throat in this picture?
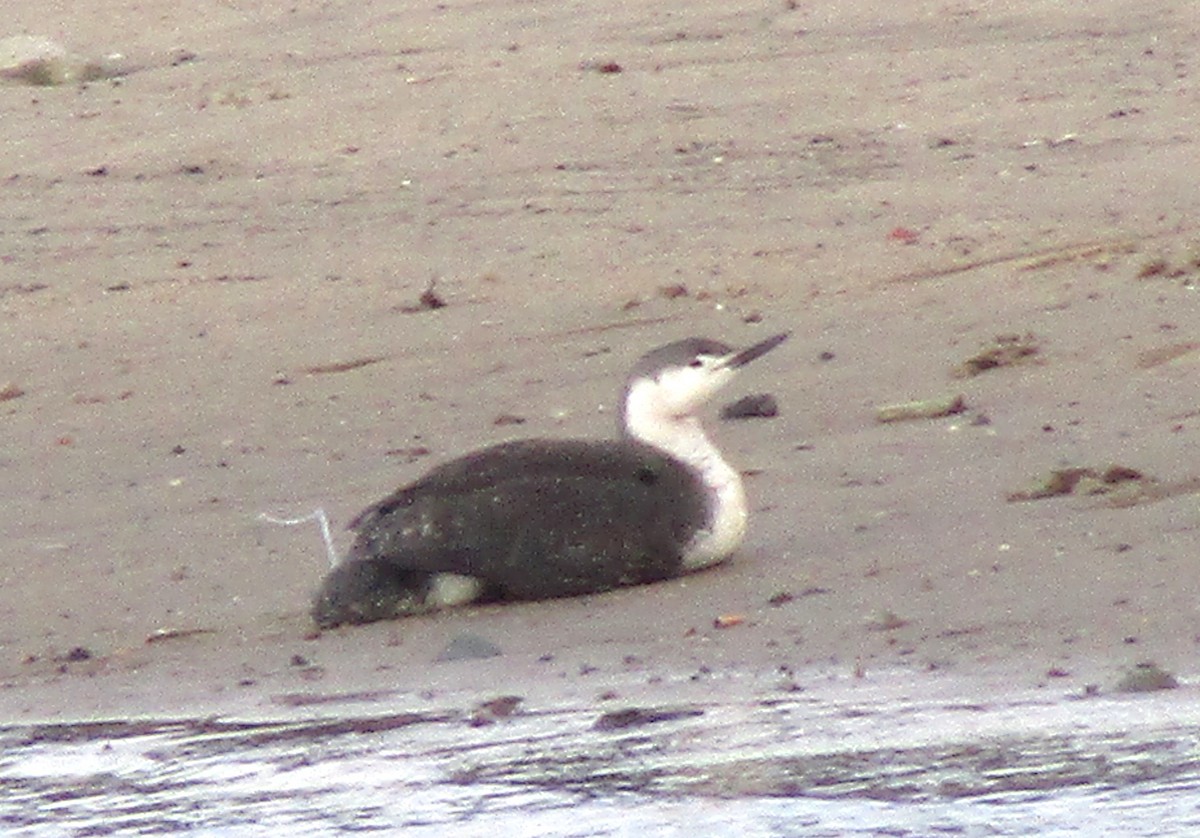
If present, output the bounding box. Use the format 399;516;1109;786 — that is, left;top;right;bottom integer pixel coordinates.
623;379;748;570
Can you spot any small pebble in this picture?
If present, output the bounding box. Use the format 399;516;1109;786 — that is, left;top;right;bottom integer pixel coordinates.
436;633;502;662
1114;661;1179;693
721;393;779;419
864;610;908;631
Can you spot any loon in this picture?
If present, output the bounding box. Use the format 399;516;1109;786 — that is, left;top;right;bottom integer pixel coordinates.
312;332;788;628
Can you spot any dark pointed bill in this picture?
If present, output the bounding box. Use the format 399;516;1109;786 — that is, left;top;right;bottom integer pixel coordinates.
727;332;789;368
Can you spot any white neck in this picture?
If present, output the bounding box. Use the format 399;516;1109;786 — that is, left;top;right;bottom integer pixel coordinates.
623;381;748;569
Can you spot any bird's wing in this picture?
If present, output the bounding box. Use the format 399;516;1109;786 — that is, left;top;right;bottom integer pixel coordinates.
347;440;708;600
350;439;680;526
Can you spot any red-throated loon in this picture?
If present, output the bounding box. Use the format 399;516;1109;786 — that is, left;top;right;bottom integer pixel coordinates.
312;332;788;629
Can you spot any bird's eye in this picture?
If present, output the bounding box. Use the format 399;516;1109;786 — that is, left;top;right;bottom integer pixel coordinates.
689;358;704;368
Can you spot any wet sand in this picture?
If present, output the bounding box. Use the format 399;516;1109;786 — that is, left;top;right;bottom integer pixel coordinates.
2;0;1198;723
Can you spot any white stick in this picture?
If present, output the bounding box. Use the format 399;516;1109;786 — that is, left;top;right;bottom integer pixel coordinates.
259;508;340;567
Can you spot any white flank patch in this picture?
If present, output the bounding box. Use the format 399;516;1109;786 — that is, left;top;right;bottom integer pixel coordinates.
426;573;485;607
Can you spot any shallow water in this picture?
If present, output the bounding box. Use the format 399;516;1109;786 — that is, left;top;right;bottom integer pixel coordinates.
2;674;1198;836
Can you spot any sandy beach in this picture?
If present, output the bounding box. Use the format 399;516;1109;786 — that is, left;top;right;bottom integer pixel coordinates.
2;0;1198;723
